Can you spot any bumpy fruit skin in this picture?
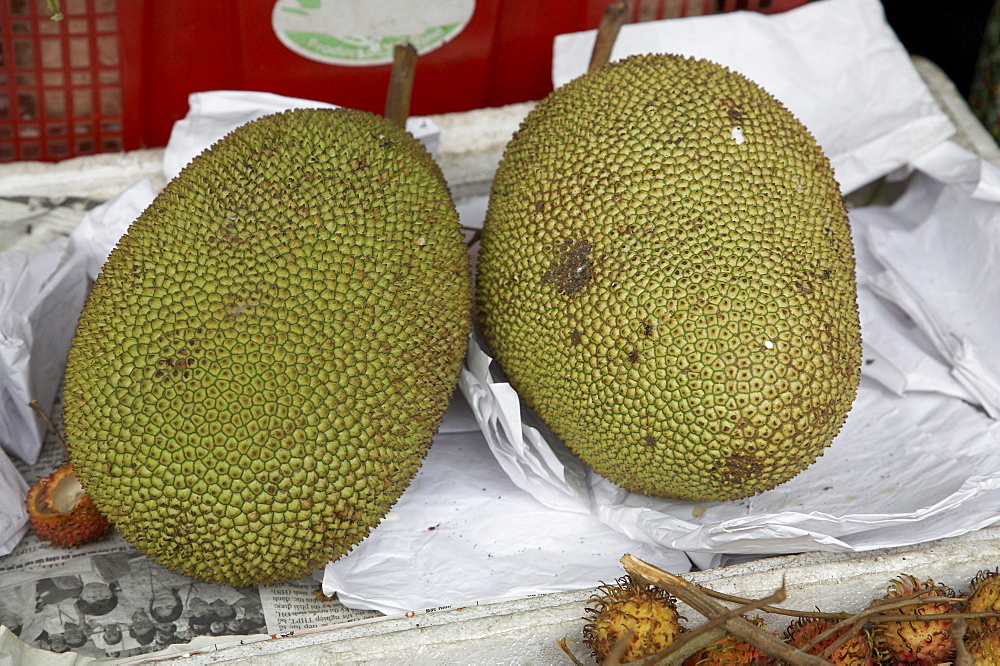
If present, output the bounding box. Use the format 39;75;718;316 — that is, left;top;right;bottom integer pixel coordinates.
583;576;683;663
63;108;471;586
966;569;1000;636
476;54;861;501
27;465;110;548
967;627;1000;664
875;574;956;665
784;617;880;665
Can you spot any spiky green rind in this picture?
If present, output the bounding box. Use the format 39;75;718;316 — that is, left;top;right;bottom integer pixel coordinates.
476;54;861;501
63;108;471;586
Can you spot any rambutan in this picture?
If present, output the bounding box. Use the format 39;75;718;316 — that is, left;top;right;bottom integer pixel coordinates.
873;574;957;665
966;626;1000;664
683;616;776;665
583;575;684;663
966;569;1000;637
27;464;110;548
784;617;880;665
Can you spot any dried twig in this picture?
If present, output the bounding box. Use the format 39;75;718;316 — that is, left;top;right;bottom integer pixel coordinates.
29;399;68;459
952;618;974;666
635;585;786;665
622;554;828;666
557;636;586;665
698;587;853;620
634;625;726;666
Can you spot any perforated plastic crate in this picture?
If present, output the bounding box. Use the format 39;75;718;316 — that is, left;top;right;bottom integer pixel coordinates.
0;0;809;163
0;0;139;162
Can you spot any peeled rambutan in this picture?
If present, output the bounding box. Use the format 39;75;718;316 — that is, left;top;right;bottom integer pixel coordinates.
784;617;880;665
27;464;110;548
683;616;776;665
583;575;683;664
873;574;957;665
966;569;1000;637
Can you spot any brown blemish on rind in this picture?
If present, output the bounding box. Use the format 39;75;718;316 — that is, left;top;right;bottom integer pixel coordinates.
542;238;593;295
719;450;765;486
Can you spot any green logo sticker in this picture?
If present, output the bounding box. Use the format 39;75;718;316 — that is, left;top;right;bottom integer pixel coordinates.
272;0;475;67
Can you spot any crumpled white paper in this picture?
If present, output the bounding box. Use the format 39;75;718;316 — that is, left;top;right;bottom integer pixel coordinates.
0;181;158;468
864;142;1000;418
459;335;592;515
551;0;955;195
0;184;157;555
162;91;440;182
0;237;88;466
323;394;691;615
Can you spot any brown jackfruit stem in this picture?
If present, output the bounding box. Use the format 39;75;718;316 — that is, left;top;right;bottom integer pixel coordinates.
588;0;630;73
385;42;417;129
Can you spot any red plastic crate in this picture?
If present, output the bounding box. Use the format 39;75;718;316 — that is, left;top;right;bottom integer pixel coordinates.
0;0;809;163
0;0;140;162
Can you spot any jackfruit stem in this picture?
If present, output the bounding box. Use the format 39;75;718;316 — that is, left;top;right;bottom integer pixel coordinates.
385;42;417;129
588;0;629;73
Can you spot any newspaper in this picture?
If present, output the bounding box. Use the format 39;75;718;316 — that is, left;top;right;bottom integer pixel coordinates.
0;407;387;663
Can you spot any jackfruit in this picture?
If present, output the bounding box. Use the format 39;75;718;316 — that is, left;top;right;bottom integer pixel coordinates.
62;108;471;586
476;54;861;501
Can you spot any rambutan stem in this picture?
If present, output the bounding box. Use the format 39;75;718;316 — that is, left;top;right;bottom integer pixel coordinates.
952;618;974;666
799;596;964;654
29;399;68;459
638;586;787;665
698;587;853;620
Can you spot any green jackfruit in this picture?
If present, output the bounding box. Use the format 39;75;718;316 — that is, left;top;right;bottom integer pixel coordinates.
476;54;861;502
63;108;471;586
